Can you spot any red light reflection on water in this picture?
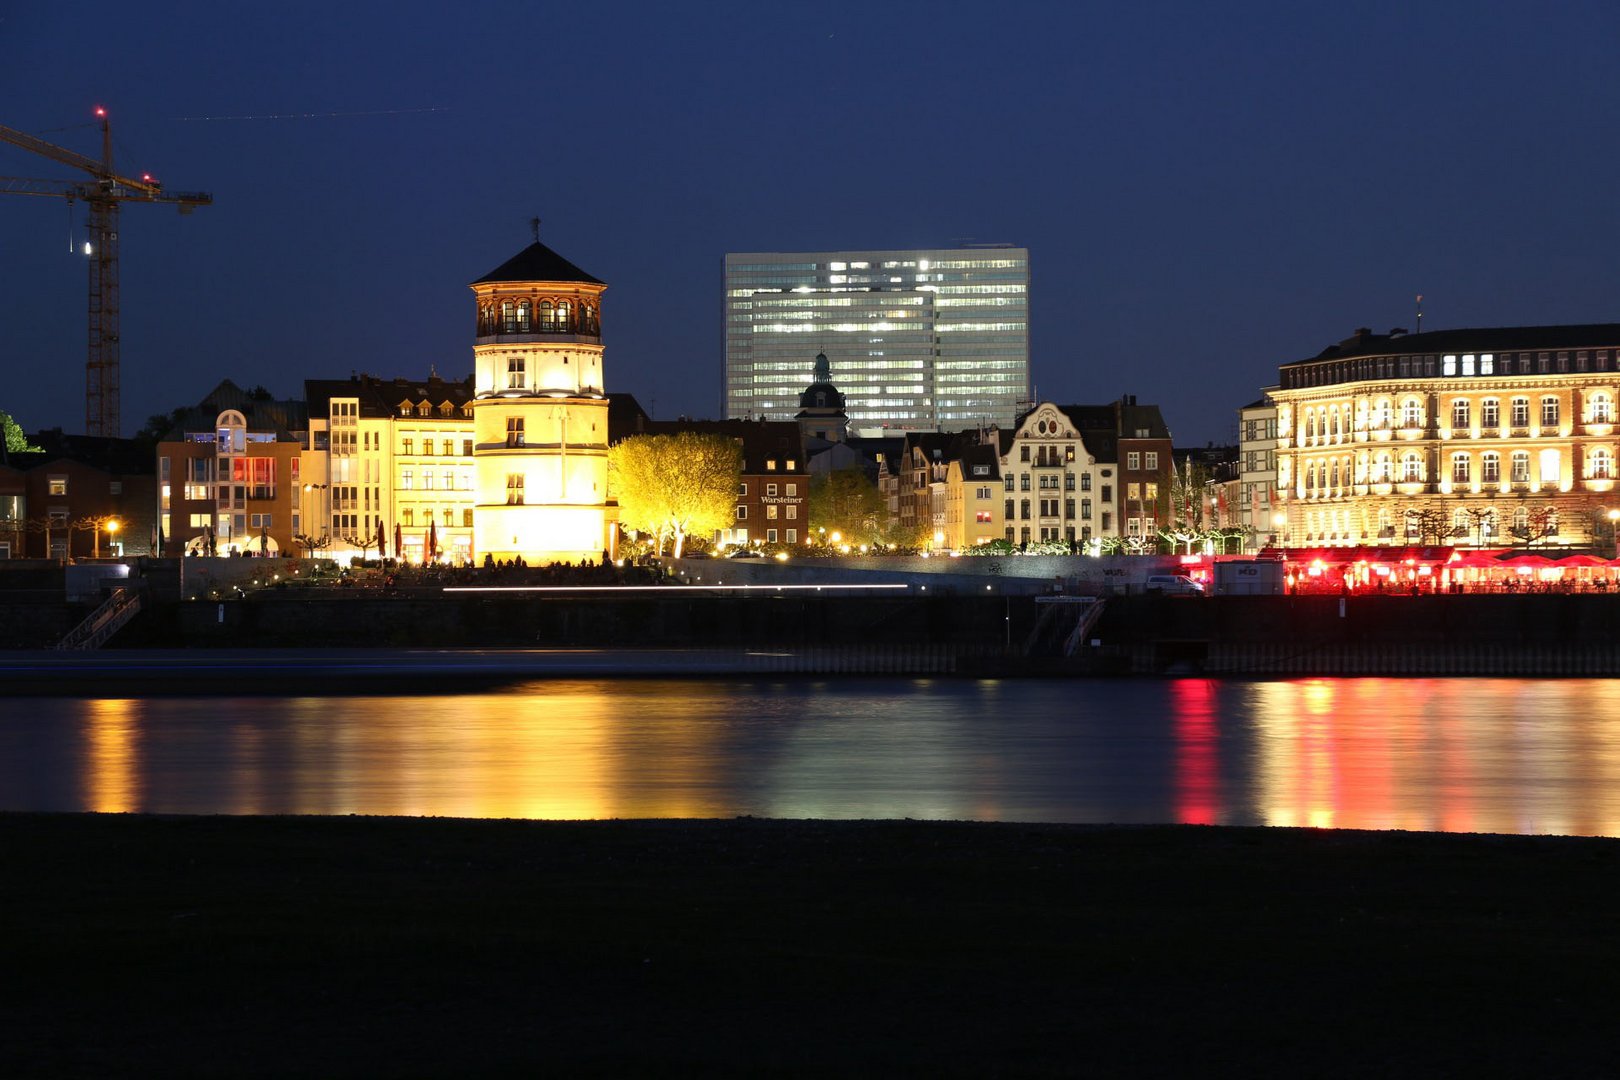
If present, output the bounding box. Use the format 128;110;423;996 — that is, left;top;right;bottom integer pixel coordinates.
1171;679;1220;825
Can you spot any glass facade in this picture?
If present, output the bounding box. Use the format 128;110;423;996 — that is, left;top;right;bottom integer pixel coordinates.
724;248;1029;433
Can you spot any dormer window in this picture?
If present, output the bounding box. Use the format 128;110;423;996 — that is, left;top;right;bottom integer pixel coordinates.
417;402;431;417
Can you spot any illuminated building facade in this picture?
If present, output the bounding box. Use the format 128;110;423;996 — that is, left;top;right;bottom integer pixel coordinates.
156;382;306;556
1237;395;1280;551
305;374;476;562
992;399;1173;549
723;247;1030;434
1271;324;1620;549
469;240;617;563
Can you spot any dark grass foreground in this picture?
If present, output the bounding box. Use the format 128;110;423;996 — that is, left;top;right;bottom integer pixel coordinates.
5;815;1619;1077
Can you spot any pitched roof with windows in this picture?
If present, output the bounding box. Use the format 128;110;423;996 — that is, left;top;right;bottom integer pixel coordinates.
1288;324;1620;367
305;374;475;420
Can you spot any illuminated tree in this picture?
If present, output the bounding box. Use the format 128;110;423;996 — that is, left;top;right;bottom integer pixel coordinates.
1;410;39;454
808;468;886;545
609;433;742;557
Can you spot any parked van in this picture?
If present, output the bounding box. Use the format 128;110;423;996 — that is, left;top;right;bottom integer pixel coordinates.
1145;574;1204;596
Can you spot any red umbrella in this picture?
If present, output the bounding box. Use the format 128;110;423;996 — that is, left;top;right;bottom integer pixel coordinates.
427;519;438;562
377;517;388;559
394;522;403;563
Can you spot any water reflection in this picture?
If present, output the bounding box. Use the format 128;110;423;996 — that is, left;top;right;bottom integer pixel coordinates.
6;677;1620;835
1242;679;1620;836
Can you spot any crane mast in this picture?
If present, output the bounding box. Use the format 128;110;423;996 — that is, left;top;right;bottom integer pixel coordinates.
0;109;211;437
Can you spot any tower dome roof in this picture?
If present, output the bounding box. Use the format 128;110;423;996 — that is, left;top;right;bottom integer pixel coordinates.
472;241;605;286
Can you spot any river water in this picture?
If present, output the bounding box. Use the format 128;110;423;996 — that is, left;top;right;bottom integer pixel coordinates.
4;677;1619;836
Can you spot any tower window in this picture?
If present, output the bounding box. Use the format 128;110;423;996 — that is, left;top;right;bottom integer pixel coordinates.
508;356;525;389
506;417;525;448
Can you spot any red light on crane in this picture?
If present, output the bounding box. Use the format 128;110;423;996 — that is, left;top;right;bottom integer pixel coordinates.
94;106;107;117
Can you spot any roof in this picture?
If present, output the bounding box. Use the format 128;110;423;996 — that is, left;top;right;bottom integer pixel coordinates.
472;241;605;286
306;374;474;419
1288;323;1620;367
157;380;309;441
12;431;154;474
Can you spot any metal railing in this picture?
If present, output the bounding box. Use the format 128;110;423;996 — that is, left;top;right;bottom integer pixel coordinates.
56;586;143;650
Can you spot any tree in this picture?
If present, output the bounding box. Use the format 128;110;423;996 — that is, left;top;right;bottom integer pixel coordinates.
1;411;40;454
807;468;886;545
1404;507;1450;546
69;514;123;558
609;433;742;557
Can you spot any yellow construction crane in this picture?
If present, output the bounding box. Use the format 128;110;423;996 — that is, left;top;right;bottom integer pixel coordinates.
0;107;211;437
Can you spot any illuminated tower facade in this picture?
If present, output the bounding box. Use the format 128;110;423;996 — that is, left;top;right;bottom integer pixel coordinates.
470;238;616;563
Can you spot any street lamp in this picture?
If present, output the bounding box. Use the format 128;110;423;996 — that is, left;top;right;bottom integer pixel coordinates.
94;518;120;559
1272;511;1288;549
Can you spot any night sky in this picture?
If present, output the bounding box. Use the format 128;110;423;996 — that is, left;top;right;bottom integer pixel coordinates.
3;3;1617;446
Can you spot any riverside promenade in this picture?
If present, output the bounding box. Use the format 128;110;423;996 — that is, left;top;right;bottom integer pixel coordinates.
10;556;1620;676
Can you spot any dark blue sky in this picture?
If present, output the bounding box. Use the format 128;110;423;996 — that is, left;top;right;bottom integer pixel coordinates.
3;2;1618;446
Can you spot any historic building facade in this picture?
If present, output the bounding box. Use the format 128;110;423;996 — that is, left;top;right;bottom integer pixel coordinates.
305;374;476;563
469;239;617;563
1270;325;1620;549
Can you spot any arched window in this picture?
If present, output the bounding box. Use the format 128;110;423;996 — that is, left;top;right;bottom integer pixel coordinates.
1402;398;1422;428
1401;452;1422;482
1306;462;1316;492
1451;453;1470;484
1589;448;1613;480
1591;393;1613;424
1541;396;1560;428
1377;508;1391;536
1481;452;1501;484
516;300;530;332
1331;410;1340;437
1305;412;1316;442
540;301;555;331
1373;453;1392;483
557;301;571;331
1513;506;1529;537
1511;451;1531;484
1481;398;1500;430
1331;460;1340;488
501;300;516;333
1452;508;1470;537
1452;399;1470;430
1376;399;1393;429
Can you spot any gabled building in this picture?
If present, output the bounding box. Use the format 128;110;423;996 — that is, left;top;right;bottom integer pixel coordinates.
992;398;1175;549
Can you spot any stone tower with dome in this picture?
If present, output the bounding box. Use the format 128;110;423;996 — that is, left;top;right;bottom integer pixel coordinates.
468;234;617;563
795;351;848;444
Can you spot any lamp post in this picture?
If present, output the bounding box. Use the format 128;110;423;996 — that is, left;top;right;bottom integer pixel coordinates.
1272;511;1288;549
103;518;119;558
301;483;328;557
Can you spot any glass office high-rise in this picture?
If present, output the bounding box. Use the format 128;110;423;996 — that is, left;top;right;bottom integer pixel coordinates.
724;247;1029;433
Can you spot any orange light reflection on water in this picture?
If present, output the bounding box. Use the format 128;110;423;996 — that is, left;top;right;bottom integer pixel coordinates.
83;698;139;813
1248;679;1620;835
274;682;731;819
